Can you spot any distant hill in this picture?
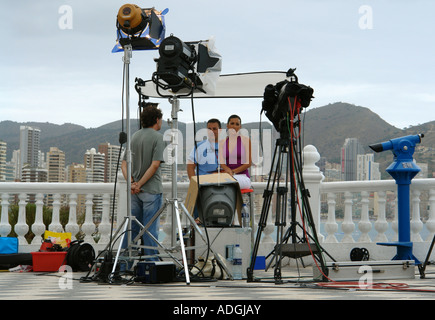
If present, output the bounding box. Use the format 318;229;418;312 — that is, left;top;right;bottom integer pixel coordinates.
1;102;433;176
302;102;403;162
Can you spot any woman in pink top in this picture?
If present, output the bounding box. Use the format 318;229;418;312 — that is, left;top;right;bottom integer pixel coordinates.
219;114;252;188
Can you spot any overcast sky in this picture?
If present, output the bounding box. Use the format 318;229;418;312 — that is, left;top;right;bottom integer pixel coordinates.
1;0;434;129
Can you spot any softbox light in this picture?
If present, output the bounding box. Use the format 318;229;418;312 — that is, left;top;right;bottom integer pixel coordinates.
139;71;288;98
112;5;168;52
197;184;237;227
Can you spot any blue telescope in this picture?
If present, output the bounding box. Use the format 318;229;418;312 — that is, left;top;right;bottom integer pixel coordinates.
370;134;424;263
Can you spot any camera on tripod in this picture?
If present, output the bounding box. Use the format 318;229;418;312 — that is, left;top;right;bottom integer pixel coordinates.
261;68;314;133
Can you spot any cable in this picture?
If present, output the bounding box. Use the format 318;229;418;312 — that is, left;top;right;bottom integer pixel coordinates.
188;91;214;281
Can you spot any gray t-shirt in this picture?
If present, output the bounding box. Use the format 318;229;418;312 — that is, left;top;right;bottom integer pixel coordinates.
127;127;165;194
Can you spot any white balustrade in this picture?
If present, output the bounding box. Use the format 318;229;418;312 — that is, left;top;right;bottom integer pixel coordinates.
0;145;435;263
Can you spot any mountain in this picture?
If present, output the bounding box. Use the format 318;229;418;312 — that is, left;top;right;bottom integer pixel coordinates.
302;102;403;162
1;102;433;175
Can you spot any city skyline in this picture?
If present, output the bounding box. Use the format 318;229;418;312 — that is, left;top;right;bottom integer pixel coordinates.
1;124;431;183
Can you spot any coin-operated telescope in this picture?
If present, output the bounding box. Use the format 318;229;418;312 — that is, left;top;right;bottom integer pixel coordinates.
370;134;424;263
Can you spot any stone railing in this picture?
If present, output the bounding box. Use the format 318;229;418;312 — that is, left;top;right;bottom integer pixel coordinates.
0;182;127;253
1;145;435;264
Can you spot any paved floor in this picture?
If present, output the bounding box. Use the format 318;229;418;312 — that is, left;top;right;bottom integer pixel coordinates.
1;262;435;303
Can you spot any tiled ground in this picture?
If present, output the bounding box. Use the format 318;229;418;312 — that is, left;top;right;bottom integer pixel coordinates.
1;265;435;302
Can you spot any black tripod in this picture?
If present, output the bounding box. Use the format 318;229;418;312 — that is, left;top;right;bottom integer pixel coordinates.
247;125;333;283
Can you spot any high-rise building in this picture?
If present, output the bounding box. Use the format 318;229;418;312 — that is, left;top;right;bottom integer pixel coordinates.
47;147;66;182
11;150;20;181
98;142;123;182
46;147;66;207
0;140;6;182
357;153;381;180
84;148;105;183
341;138;365;181
67;163;86;183
4;162;16;182
21;165;47;182
67;163;87;216
19;126;41;180
84;148;105;220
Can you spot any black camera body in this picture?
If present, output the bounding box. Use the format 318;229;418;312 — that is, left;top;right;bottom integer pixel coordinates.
262;70;314;133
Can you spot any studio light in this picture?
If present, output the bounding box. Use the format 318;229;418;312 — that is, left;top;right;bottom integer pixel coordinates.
154;35;197;91
152;35;222;95
112;5;168;52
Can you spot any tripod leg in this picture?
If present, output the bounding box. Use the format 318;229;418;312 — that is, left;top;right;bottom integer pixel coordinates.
247;141;281;281
273;144;289;284
111;217;130;276
419;233;435;278
174;200;190;285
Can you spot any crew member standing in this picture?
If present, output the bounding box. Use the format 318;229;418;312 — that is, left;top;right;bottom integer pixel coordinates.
121;103;165;260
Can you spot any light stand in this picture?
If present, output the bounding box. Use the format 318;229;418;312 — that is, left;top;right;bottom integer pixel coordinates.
123;43;133;258
101;43;145;281
91;5;172;283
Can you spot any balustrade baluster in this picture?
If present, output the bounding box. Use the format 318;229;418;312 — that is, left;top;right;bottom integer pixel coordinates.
374;191;388;242
341;191;355;243
358;191;372;242
411;189;423;242
65;193;79;241
49;193;63;232
82;194;96;244
262;202;275;245
15;193;29;244
0;193;11;237
98;193;112;244
31;193;46;245
426;189;435;241
325;192;338;243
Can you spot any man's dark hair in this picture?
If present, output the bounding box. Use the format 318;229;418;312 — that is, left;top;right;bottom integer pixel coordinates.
227;114;241;124
207;118;221;129
141;103;163;128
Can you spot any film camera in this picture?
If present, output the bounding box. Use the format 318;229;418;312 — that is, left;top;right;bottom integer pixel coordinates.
261;68;314;133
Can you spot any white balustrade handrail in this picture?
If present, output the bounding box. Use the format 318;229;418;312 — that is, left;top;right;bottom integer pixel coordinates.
0;182;115;193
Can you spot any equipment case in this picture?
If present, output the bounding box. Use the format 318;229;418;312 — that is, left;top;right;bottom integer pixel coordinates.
313;260;415;281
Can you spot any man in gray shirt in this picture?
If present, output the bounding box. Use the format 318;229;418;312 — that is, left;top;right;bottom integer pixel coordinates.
121;103;165;260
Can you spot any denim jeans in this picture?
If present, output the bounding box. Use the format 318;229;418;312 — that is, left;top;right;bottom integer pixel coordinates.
122;192;162;261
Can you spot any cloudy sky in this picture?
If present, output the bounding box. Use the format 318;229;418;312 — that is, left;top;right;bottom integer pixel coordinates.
1;0;434;129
